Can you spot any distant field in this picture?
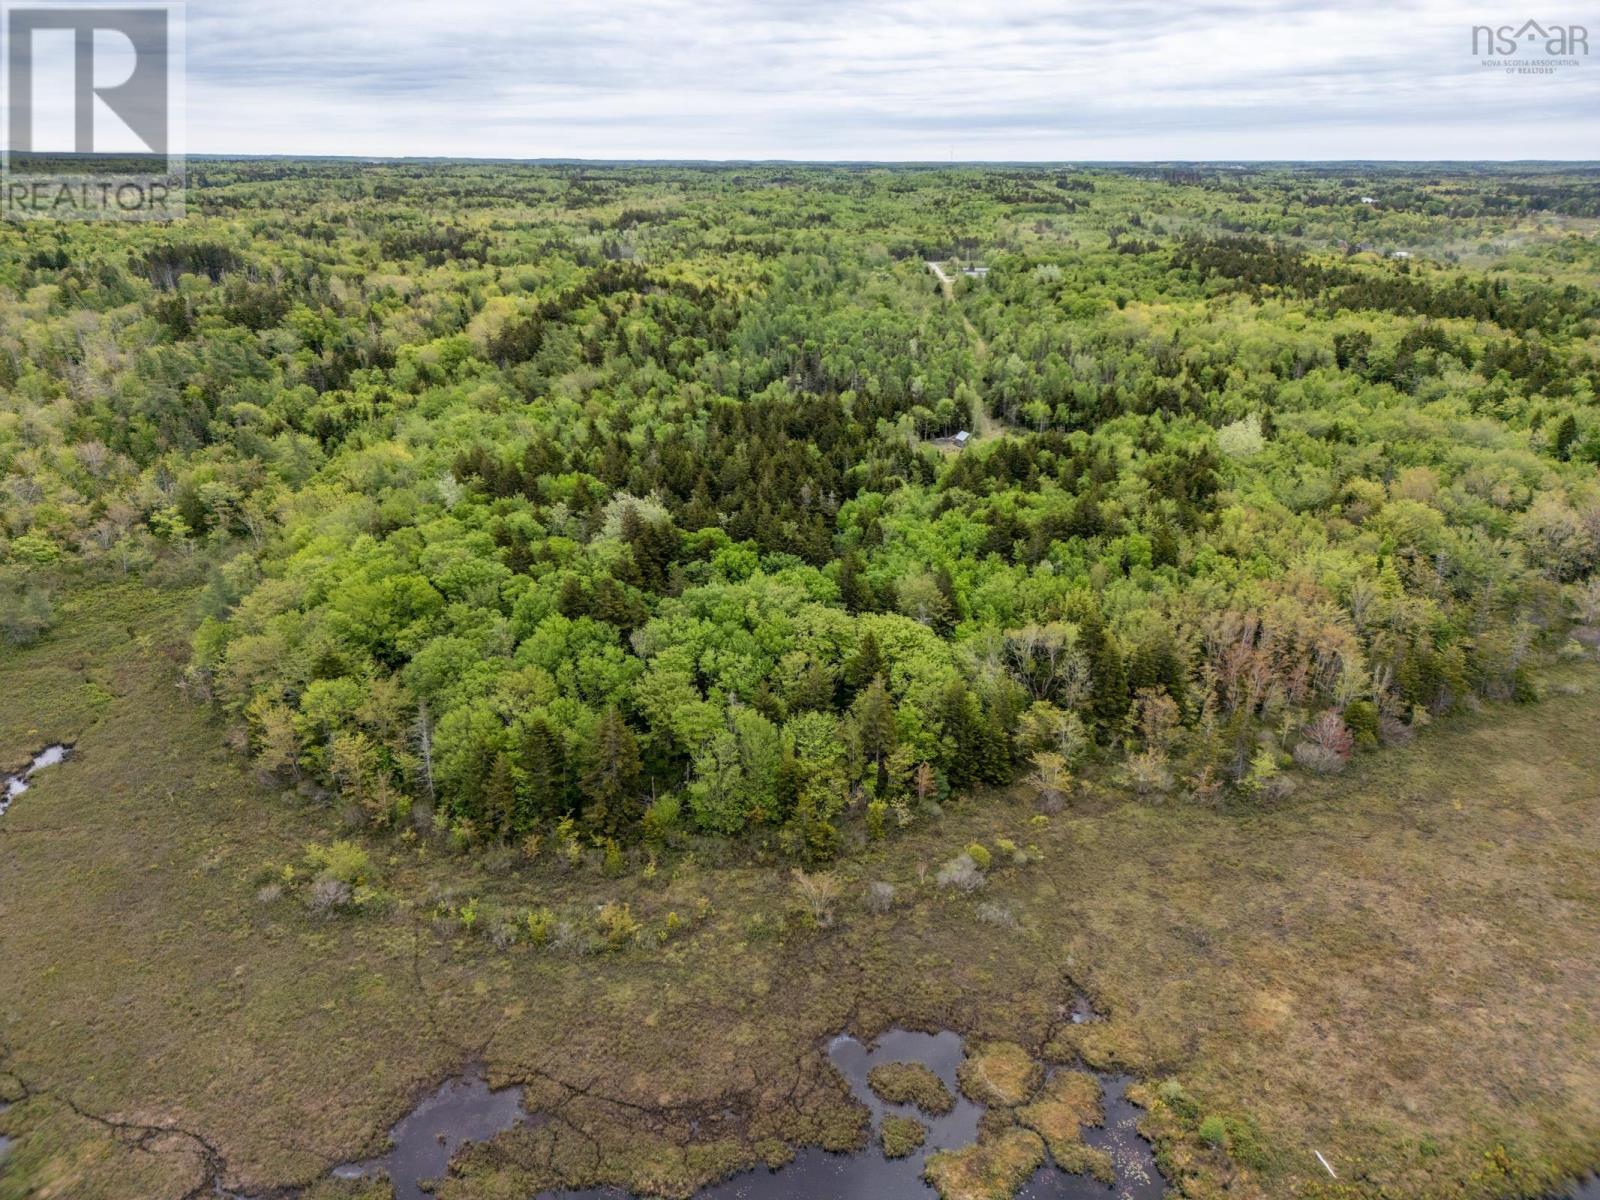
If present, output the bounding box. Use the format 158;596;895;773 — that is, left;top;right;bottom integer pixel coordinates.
1;586;1597;1200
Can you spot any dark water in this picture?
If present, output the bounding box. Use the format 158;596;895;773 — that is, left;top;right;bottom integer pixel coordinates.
541;1028;1165;1200
1550;1178;1600;1200
331;1065;534;1200
0;744;71;817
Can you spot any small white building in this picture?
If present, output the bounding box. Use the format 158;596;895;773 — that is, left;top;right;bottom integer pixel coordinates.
1360;196;1377;204
953;430;971;449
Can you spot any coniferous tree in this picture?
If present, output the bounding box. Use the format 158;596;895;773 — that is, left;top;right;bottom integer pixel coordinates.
838;549;871;613
581;708;643;837
853;675;898;793
845;630;886;695
519;716;569;823
484;752;518;841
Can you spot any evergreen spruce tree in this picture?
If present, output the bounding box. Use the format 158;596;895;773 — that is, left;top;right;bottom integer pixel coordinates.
581;707;643;837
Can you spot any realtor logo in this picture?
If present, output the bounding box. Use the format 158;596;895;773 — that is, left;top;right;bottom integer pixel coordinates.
1472;18;1588;72
1;1;184;219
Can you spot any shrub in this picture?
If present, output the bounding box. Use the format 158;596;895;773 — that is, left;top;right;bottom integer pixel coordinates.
1378;714;1415;747
1574;577;1600;624
1122;748;1174;796
1303;710;1354;762
1157;1079;1200;1122
641;793;680;843
1027;750;1072;811
1292;741;1347;775
965;842;992;870
1245;747;1280;793
658;910;683;943
303;839;373;886
555;817;583;867
1017;704;1089;765
1342;700;1380;747
1195;1113;1271;1170
0;582;54;647
791;868;842;928
1186;764;1224;804
524;906;555;946
7;534;61;565
447;819;476;854
976;902;1017;928
865;798;888;840
865;880;896;914
1258;774;1296;802
936;853;985;892
601;838;626;877
307;874;351;915
595;900;641;950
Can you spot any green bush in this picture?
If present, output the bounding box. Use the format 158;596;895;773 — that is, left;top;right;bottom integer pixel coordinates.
524;907;555;946
658;910;683;943
596;901;641;950
641;793;681;843
303;840;373;886
7;534;61;565
1342;700;1380;747
865;798;888;840
1196;1113;1271;1170
965;842;992;870
1157;1078;1201;1122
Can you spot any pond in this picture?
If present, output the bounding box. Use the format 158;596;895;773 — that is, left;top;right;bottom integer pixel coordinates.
1;745;71;817
325;1025;1164;1200
330;1065;537;1200
539;1026;1165;1200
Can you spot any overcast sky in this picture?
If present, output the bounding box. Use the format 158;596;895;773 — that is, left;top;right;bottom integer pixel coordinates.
168;0;1600;159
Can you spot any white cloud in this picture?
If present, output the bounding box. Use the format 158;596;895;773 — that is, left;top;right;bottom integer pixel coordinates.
183;0;1600;158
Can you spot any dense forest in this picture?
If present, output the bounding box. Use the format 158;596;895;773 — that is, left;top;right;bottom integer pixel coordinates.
4;162;1598;860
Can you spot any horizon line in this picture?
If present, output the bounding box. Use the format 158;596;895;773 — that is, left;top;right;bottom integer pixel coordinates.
160;154;1600;167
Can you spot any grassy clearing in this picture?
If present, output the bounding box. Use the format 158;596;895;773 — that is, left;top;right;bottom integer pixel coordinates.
2;583;1600;1199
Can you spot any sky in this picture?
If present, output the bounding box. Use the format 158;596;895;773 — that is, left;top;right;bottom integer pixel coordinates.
49;0;1600;159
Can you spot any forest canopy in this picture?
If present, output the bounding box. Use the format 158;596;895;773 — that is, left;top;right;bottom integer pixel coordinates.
3;161;1598;857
